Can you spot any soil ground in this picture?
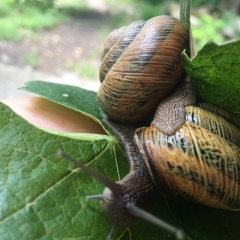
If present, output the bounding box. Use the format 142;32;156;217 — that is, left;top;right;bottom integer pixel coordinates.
0;12;114;98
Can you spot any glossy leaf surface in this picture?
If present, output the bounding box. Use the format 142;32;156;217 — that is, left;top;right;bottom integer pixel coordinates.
182;40;240;117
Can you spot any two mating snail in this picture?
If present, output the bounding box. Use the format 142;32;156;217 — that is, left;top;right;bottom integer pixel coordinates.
59;15;240;239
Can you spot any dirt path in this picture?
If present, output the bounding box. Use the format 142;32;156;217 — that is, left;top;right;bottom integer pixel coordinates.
0;13;111;74
0;13;115;99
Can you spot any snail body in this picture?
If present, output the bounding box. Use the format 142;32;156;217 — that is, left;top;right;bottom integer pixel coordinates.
96;14;240;235
92;103;240;240
98;15;188;124
59;15;240;240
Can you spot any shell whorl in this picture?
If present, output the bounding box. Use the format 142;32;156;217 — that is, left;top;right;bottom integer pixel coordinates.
185;106;240;147
134;106;240;210
98;15;188;123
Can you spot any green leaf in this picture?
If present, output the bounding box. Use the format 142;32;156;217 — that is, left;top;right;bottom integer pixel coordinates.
0;102;180;240
20;80;102;121
0;102;123;239
1;95;240;239
182;39;240;117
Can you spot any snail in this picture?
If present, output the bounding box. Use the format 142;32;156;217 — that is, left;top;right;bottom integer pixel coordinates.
58;15;240;240
98;15;189;125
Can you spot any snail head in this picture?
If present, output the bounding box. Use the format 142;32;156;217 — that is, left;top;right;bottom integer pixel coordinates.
57;150;185;240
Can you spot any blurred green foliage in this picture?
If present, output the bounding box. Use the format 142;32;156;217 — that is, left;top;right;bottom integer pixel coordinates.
0;0;239;52
0;0;65;41
14;0;54;10
192;14;226;51
192;11;240;51
108;0;240;50
118;0;222;9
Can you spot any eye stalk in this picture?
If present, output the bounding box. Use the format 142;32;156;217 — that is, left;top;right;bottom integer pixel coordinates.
57;150;185;240
57;150;122;196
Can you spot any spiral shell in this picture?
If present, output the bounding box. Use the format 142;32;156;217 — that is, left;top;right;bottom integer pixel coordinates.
134;106;240;210
98;15;188;123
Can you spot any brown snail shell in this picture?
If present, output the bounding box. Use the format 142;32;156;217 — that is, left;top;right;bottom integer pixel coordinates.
197;102;240;129
185;106;240;146
134;106;240;210
98;15;188;123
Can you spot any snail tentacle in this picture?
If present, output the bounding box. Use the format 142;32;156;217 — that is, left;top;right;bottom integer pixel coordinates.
86;195;105;200
57;150;122;196
59;116;183;237
127;204;185;240
106;225;116;240
58;132;184;239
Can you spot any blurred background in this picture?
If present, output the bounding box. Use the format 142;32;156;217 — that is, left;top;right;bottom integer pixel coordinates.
0;0;239;98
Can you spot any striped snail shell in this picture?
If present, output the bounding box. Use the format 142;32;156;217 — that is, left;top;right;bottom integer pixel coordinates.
135;105;240;210
93;103;240;240
98;15;188;123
